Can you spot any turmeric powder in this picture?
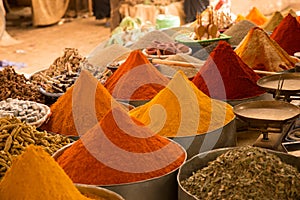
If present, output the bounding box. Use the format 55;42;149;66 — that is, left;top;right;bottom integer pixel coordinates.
0;145;91;200
129;71;234;137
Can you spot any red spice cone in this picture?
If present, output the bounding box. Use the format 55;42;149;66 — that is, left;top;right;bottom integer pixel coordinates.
192;41;265;100
270;14;300;55
56;106;186;185
104;50;169;100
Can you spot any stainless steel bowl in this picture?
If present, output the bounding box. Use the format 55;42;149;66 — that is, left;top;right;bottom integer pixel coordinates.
170;116;236;159
76;184;124;200
177;147;300;200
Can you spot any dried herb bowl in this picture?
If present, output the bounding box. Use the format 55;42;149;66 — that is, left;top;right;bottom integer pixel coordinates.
177;147;300;200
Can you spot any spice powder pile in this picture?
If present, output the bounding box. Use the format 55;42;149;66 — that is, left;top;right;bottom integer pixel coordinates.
192;41;265;100
56;106;186;185
235;27;296;72
270;14;300;56
104;50;169;100
40;70;122;136
0;145;92;200
245;7;267;26
129;71;234;137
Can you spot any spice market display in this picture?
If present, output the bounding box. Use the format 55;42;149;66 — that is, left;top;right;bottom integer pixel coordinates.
1;1;300;199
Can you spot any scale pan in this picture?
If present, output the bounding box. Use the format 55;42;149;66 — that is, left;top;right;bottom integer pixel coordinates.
233;100;300;123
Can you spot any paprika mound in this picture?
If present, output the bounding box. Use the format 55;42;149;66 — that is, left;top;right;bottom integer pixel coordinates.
40;70;122;136
56;106;186;185
192;41;265;100
235;27;296;72
104;50;169;100
129;71;234;137
0;145;91;200
270;14;300;56
245;7;268;26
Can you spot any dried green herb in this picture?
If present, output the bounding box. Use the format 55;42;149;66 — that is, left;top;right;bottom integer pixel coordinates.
181;146;300;200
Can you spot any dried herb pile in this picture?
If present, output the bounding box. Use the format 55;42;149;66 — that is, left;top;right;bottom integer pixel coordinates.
181;146;300;199
0;67;45;103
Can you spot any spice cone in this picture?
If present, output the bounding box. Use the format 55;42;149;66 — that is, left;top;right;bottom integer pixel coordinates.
246;7;268;26
40;69;122;136
192;41;265;100
262;11;283;32
270;14;300;55
56;106;186;185
0;145;90;200
235;27;296;72
129;71;234;137
104;50;169;100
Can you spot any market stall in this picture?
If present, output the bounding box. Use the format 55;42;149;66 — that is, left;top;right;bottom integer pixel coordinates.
0;1;300;199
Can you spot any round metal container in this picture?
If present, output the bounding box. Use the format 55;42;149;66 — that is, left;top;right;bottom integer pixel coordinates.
53;139;187;200
226;92;274;107
226;93;274;131
76;184;125;200
177;147;300;200
170;116;236;159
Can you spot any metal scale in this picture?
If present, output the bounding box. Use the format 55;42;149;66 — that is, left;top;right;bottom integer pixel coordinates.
233;72;300;152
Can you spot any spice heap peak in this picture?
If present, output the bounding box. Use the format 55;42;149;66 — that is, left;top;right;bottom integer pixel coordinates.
262;11;283;32
104;49;169;100
192;41;265;100
0;145;90;200
245;7;267;26
235;27;296;72
130;70;234;137
270;14;300;56
56;106;186;185
41;69;122;136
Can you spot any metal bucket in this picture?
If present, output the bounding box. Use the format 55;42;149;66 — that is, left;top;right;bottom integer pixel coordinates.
53;139;187;200
177;147;300;200
76;184;125;200
170;116;236;159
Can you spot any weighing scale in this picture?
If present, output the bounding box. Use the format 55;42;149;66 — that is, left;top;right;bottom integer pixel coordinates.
234;72;300;151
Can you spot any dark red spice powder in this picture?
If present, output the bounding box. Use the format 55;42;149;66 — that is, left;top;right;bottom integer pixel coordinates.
192;41;265;100
270;14;300;56
104;50;169;100
56;107;186;185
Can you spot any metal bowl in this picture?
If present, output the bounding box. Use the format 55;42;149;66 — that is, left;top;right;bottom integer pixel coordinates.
226;93;274;107
170;116;236;159
76;184;124;200
53;139;187;200
177;147;300;200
